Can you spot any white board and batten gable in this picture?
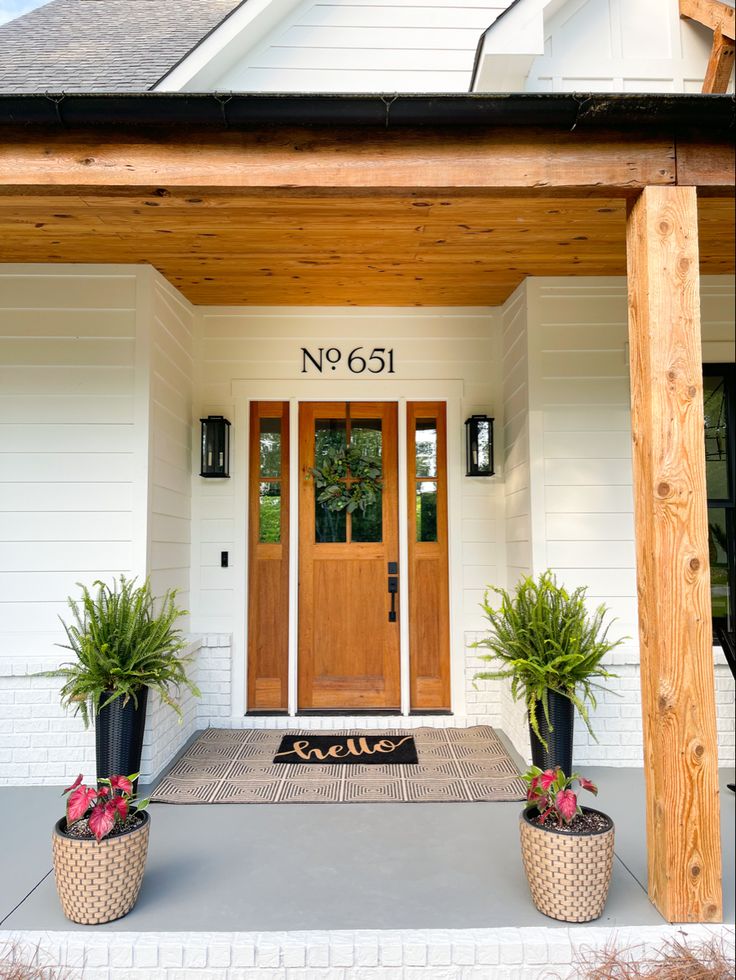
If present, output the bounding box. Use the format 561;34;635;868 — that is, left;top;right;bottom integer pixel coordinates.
155;0;733;95
473;0;735;93
155;0;513;93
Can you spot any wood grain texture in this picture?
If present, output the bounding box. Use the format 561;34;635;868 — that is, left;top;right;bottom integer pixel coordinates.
626;185;722;923
703;28;736;93
0;129;677;192
407;402;451;710
298;402;400;710
247;401;290;712
679;0;735;39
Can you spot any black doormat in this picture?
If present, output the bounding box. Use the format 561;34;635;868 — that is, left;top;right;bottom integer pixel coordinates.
274;733;418;765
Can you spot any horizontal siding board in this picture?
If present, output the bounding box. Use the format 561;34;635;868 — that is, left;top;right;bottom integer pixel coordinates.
0;541;132;572
0;339;135;367
0;396;133;424
0;424;134;454
547;513;634;542
0;482;133;512
0;511;132;542
543;431;631;459
0;308;136;339
297;6;500;28
0;367;134;397
0;274;136;309
545;484;635;513
0;453;133;484
274;25;483;49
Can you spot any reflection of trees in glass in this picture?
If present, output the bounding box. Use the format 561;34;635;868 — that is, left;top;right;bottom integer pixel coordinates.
416;482;437;541
259;482;281;543
259;420;281;477
416;423;437;477
704;377;727;460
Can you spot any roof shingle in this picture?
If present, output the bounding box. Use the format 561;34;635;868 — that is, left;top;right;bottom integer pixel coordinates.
0;0;241;93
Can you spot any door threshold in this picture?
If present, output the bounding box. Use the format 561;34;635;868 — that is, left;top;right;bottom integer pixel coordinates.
298;709;403;716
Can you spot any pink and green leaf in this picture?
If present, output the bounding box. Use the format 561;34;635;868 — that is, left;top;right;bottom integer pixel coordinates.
88;800;117;841
578;776;598;795
556;788;578;823
62;774;83;796
66;786;97;824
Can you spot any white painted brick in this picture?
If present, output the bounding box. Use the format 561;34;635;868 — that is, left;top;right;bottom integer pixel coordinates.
109;943;134;968
133;944;159;968
452;941;476;965
183;945;208;969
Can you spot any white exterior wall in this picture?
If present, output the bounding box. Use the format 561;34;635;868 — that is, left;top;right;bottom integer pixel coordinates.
195;1;510;93
523;276;735;767
0;266;205;786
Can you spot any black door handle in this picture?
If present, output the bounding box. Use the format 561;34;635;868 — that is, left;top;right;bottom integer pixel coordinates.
388;573;398;622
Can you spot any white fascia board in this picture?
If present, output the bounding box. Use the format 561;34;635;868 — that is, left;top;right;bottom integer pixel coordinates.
472;0;569;92
154;0;303;92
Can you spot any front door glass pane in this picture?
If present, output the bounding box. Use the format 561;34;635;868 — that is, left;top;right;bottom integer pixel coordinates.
259;418;281;478
416;480;438;542
416;420;437;477
259;481;281;543
349;418;382;542
314;418;347;543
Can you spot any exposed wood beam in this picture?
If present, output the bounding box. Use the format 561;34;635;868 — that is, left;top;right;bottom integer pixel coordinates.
680;0;735;40
679;0;735;92
0;129;679;197
703;28;736;93
626;185;723;923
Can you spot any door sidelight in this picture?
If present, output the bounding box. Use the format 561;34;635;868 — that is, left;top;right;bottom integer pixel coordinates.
388;562;398;622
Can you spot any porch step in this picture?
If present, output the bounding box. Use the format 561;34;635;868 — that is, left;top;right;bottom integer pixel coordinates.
7;924;734;979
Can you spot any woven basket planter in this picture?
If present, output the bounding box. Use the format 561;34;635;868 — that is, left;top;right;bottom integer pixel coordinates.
52;811;150;925
519;807;614;922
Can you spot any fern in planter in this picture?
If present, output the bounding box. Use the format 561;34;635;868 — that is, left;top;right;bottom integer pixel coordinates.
45;576;200;728
473;571;623;748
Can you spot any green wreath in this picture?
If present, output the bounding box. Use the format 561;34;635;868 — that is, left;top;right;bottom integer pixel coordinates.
309;444;382;514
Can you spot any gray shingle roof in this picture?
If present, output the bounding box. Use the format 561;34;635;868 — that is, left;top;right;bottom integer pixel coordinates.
0;0;242;93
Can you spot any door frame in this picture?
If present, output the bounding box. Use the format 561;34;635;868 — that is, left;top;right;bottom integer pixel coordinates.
232;378;465;718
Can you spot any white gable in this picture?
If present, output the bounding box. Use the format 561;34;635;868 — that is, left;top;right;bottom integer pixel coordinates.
156;0;512;93
473;0;734;94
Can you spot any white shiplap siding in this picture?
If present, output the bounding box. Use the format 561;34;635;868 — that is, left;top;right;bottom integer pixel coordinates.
211;1;509;93
0;268;139;667
149;275;195;624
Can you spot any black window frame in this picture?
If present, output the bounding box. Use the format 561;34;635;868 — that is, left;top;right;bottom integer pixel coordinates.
703;362;736;640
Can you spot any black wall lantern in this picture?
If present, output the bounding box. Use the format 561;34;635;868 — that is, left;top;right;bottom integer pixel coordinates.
465;415;494;477
200;416;231;478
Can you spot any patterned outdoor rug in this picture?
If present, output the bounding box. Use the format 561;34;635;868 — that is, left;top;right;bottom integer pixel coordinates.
151;726;526;804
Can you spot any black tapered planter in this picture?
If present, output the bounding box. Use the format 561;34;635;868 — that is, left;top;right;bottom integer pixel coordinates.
529;689;574;773
95;688;148;785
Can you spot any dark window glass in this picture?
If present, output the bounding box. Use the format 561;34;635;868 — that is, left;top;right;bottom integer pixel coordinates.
259;418;281;478
416;480;438;542
704;365;735;636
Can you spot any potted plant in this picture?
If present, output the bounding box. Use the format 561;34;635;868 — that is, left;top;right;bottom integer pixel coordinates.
46;576;199;783
473;570;622;773
519;766;614;922
53;773;150;924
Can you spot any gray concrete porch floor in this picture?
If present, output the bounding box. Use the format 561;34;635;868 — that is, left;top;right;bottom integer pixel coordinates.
0;768;733;933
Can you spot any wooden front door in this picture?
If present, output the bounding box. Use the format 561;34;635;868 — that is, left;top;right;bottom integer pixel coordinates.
298;402;400;710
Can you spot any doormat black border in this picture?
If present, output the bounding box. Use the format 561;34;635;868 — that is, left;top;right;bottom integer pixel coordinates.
274;733;418;765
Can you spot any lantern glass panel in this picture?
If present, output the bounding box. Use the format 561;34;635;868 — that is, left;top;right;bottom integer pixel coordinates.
200;416;231;477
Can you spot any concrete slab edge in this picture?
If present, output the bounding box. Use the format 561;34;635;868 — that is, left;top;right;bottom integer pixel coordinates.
3;923;734;978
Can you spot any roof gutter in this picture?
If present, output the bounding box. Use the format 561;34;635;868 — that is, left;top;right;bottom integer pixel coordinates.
0;92;732;133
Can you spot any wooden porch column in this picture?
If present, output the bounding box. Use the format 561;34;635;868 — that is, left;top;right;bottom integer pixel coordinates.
626;185;722;923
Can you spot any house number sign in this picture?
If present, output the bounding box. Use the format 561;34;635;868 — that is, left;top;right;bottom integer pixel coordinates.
301;346;395;375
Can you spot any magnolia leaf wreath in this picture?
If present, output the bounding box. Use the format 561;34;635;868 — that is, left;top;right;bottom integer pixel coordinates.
308;444;382;514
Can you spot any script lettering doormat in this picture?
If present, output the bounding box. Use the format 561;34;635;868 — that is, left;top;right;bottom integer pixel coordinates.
274;733;419;765
151;726;526;804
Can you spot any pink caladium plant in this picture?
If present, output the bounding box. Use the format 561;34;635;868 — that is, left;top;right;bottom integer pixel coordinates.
61;773;149;842
521;766;598;828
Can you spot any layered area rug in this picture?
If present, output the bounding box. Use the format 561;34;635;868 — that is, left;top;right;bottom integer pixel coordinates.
151;725;526;804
